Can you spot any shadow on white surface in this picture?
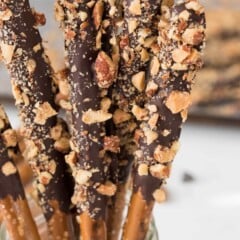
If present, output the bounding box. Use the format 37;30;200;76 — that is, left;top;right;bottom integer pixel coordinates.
154;123;240;240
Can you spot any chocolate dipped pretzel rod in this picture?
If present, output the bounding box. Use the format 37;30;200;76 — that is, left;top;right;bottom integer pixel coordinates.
0;1;74;239
91;0;126;238
123;1;206;239
107;0;162;238
99;0;130;240
56;1;118;239
92;1;124;239
0;104;40;240
15;129;34;186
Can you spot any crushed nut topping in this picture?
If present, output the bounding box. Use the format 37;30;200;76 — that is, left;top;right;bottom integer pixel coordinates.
1;161;17;176
32;9;46;26
147;104;158;113
0;118;5;129
74;169;92;185
34;102;57;125
129;0;141;15
143;128;158;145
179;10;190;21
132;105;148;121
153;188;166;203
104;136;120;153
79;11;88;22
182;28;204;46
150;163;171;179
165;91;191;114
26;59;36;73
39;171;53;185
54;137;70;153
172;47;190;63
131;71;145;92
0;42;15;64
2;129;17;147
50;124;63;141
100;97;111;112
21;139;38;161
150;56;160;76
140;48;150;62
113;109;131;125
93;0;104;29
145;80;158;97
154;141;180;163
65;151;77;168
94;51;117;88
82;109;112;125
138;163;148;176
147;113;159;130
48;160;57;175
185;1;204;13
96;181;117;196
128;19;138;34
54;1;64;22
181;109;188;122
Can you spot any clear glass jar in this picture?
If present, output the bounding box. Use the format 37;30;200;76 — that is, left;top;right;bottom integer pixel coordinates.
0;195;48;240
0;220;158;240
0;196;159;240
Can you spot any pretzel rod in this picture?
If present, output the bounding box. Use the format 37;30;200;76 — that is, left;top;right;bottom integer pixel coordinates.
56;1;119;239
0;104;40;240
123;1;206;239
14;152;33;186
103;0;162;238
89;0;127;239
0;1;74;239
11;129;34;185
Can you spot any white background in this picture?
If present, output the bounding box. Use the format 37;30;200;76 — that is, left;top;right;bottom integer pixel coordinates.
0;1;240;239
154;122;240;240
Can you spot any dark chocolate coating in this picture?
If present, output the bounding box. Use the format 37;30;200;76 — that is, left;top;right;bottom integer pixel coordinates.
0;0;73;220
133;1;206;201
101;0;134;181
0;146;24;200
59;0;110;219
0;105;25;200
112;0;162;184
132;167;162;203
116;0;162;101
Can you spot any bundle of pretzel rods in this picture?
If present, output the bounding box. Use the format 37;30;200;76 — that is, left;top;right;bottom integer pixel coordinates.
0;0;205;239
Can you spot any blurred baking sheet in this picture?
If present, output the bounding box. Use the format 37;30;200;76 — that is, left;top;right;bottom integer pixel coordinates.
190;103;240;124
190;4;240;122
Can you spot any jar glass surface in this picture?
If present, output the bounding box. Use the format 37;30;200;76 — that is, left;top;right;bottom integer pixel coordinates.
0;195;159;240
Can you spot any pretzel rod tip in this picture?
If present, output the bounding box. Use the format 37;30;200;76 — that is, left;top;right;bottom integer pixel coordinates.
0;104;40;240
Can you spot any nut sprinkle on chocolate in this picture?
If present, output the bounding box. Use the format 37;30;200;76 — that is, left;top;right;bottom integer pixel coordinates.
123;1;206;239
0;1;74;239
